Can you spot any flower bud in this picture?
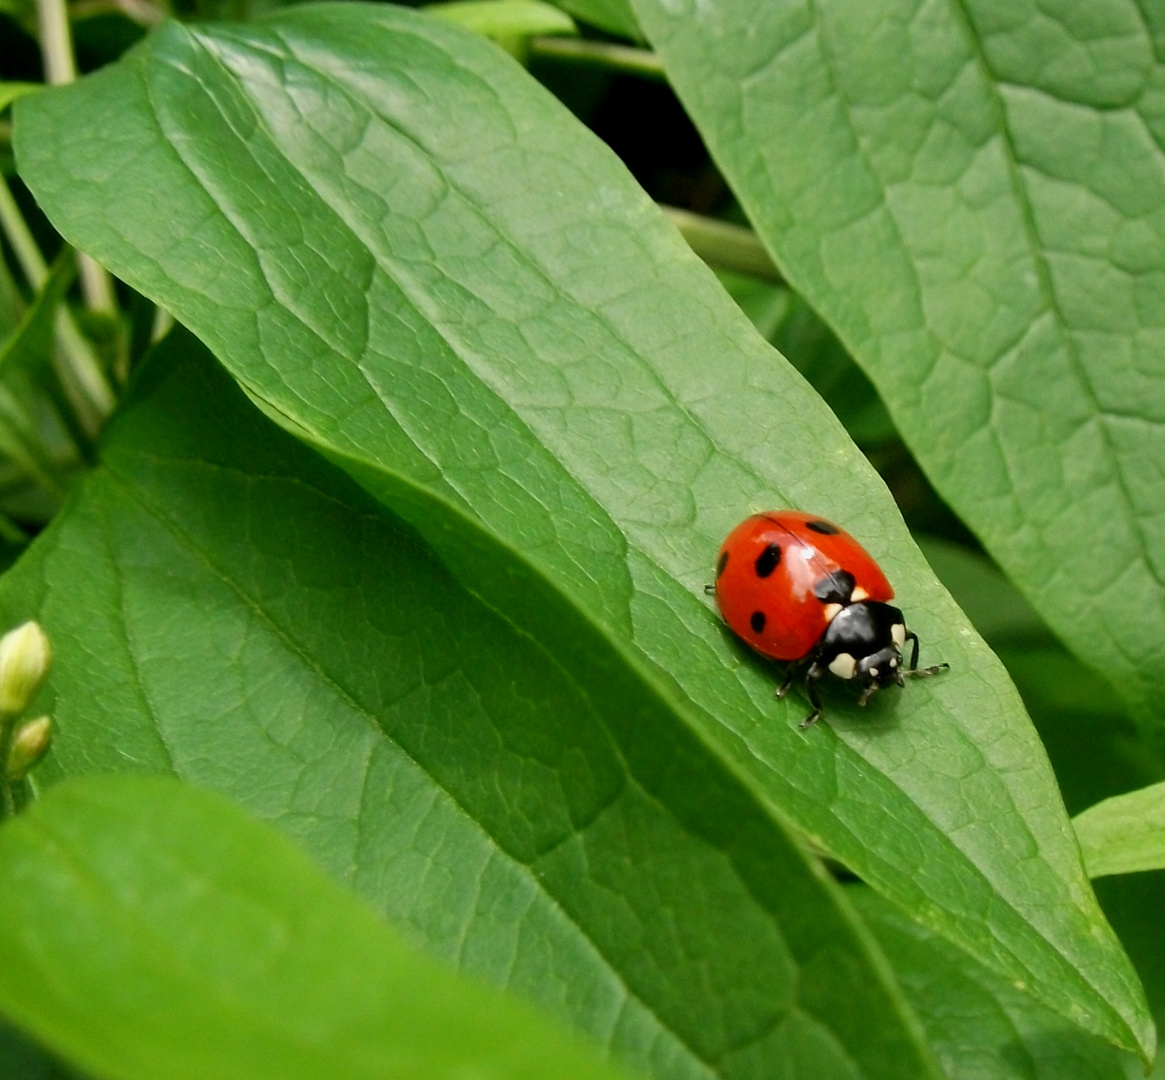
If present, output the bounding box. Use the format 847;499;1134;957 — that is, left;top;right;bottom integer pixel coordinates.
6;715;51;780
0;621;52;716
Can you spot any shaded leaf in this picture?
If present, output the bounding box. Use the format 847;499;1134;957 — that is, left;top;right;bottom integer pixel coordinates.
0;1018;83;1080
1095;872;1165;1079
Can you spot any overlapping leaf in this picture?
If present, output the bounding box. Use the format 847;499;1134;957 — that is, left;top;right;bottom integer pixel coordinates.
13;4;1150;1055
0;775;642;1080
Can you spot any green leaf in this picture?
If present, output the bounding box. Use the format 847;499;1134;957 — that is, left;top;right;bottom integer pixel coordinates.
0;774;637;1080
13;5;1150;1057
1075;782;1165;879
4;328;946;1080
629;0;1165;729
553;0;640;40
852;886;1134;1080
425;0;576;39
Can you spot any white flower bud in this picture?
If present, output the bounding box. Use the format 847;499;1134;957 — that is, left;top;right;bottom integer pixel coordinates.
0;621;52;716
6;715;51;780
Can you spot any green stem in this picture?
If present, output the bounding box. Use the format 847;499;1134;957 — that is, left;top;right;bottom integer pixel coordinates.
0;175;48;288
151;304;175;344
661;206;782;281
54;313;115;435
529;36;666;79
78;254;118;313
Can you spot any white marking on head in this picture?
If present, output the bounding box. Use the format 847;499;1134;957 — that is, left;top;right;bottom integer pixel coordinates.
829;653;857;680
869;667;879;678
822;603;842;622
851;586;869;602
889;657;898;668
891;623;906;647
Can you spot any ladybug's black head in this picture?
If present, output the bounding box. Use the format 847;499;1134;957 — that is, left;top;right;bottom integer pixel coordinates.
817;601;908;703
854;643;907;701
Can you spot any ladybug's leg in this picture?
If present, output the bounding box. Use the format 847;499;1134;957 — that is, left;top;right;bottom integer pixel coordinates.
903;631;950;679
797;663;826;729
905;631;921;670
775;664;798;701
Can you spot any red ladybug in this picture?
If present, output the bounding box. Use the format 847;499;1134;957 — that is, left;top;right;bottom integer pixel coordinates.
711;510;947;727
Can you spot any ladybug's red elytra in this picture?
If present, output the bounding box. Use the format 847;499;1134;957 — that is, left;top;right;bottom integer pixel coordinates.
711;510;947;728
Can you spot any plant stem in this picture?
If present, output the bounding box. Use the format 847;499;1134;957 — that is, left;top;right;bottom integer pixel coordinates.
71;0;165;27
36;0;119;316
0;175;48;288
661;206;782;281
54;314;115;435
529;36;666;80
36;0;77;84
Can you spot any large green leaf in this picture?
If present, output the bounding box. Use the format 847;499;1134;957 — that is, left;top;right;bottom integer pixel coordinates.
2;329;944;1080
629;0;1165;729
0;774;636;1080
13;4;1150;1056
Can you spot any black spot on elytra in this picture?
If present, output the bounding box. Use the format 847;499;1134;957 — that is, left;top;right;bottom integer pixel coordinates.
806;519;840;535
716;551;729;578
750;610;766;634
813;569;855;605
754;544;781;578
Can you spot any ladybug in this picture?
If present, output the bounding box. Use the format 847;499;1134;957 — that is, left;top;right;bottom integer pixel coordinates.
710;510;947;728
